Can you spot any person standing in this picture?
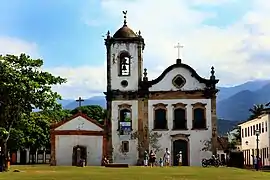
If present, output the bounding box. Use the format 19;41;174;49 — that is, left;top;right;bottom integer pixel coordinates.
163;148;171;166
149;150;156;167
254;156;258;170
159;158;164;167
176;151;182;166
143;150;149;166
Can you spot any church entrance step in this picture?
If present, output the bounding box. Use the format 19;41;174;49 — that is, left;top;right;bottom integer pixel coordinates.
105;164;129;168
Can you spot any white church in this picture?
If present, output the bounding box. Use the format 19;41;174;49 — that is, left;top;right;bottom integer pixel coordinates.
50;11;219;166
104;11;219;166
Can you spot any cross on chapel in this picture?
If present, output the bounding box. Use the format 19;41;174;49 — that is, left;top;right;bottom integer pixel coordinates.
174;43;184;59
76;97;84;108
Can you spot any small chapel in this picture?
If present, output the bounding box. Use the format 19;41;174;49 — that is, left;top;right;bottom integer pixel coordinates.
104;11;219;166
50;110;107;166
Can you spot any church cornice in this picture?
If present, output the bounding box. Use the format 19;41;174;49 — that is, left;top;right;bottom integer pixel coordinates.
104;37;145;50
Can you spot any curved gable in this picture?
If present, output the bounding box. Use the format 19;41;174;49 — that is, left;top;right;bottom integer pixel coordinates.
148;63;218;92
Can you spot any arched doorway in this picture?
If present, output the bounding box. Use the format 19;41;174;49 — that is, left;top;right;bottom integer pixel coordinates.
173;139;188;166
72;145;87;166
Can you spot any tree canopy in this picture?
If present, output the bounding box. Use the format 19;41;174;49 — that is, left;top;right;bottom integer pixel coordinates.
0;54;66;170
248;104;265;120
70;105;106;123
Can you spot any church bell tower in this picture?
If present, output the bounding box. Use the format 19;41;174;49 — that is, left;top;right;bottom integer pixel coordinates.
104;11;145;92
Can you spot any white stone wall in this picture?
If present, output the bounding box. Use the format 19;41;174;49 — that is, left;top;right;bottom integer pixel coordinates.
149;67;206;92
239;114;270;165
148;99;212;166
110;43;141;91
55;135;103;166
111;100;138;165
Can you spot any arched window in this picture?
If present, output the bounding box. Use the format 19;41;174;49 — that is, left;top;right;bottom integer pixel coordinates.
172;103;187;130
118;51;131;76
153;103;168;130
192;102;207;129
118;104;132;135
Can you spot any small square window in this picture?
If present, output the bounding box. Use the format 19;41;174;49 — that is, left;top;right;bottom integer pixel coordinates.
122;141;129;152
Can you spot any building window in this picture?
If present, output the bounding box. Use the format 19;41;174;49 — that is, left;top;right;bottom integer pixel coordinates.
259;123;261;133
242;129;244;138
247;127;250;137
262;122;264;133
191;102;207;129
172;103;187;130
266;122;267;132
121;141;129;152
245;128;247;137
253;125;255;135
118;104;132;135
153;103;168;130
256;124;258;131
267;148;269;158
118;51;131;76
250;126;253;136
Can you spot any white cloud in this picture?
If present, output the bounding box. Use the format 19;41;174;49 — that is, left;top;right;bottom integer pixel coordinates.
95;0;270;86
46;0;270;98
47;65;106;99
0;36;39;58
5;0;270;99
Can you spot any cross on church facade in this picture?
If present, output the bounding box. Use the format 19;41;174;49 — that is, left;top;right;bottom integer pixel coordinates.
174;43;184;59
76;97;84;108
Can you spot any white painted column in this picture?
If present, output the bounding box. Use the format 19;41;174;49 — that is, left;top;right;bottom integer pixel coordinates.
16;150;20;164
35;150;38;163
26;149;30;163
43;150;46;163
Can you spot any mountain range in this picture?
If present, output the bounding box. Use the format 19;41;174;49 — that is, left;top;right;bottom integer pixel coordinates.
58;80;270;135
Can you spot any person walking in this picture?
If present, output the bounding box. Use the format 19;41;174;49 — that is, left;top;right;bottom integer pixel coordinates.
163;148;171;166
143;150;149;166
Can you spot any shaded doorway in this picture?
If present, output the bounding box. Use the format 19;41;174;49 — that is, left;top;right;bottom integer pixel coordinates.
72;145;87;166
20;150;27;164
10;151;17;165
173;139;188;166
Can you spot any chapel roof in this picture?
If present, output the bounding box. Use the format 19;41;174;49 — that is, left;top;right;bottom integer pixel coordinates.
50;111;104;130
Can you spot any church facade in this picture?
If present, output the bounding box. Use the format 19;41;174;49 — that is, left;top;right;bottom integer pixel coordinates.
104;12;219;166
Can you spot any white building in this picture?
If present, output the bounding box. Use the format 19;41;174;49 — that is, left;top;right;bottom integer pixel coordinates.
50;112;106;166
238;110;270;166
104;12;219;166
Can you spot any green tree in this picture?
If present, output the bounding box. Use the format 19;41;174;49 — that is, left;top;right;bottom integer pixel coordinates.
0;54;66;171
248;104;264;120
7;112;52;152
40;109;72;122
70;105;106;123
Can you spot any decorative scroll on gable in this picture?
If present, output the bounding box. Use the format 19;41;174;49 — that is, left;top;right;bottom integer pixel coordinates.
149;67;207;92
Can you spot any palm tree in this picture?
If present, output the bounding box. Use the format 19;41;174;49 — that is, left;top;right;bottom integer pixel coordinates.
248;104;264;120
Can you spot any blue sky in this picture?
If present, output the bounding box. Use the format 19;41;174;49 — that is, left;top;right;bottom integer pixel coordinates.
0;0;109;67
0;0;269;98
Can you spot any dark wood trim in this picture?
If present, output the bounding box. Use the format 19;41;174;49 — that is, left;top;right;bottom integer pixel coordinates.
153;103;168;130
191;103;207;129
172;103;187;130
51;130;105;136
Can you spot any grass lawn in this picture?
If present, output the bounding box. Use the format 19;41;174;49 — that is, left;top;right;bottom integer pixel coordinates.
0;165;269;180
